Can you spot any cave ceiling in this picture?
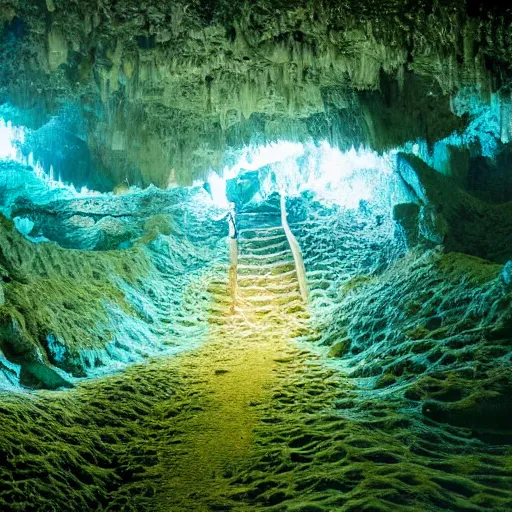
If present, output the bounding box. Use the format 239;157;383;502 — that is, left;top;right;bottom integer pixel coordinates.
1;0;511;190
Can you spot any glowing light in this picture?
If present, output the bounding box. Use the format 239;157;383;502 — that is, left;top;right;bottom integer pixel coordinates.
200;141;305;208
202;140;395;210
238;141;304;171
0;119;25;160
0;117;99;199
208;172;230;209
300;143;395;209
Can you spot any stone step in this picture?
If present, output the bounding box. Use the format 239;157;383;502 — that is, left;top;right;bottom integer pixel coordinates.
234;300;307;316
242;293;303;306
236;281;300;296
237;260;296;276
238;249;292;263
238;282;300;297
239;232;287;244
238;225;285;239
236;212;281;225
238;267;298;282
239;238;290;253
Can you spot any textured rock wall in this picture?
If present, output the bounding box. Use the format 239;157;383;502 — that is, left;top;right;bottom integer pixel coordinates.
1;1;511;188
0;185;229;390
396;153;512;262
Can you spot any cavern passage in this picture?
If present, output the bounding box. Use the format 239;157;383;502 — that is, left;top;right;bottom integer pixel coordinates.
1;1;512;511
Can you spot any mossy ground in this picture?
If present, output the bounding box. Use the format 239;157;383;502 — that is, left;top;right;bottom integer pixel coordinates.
1;250;511;511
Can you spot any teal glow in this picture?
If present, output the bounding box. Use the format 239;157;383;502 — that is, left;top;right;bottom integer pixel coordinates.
0;118;98;198
0;119;25;160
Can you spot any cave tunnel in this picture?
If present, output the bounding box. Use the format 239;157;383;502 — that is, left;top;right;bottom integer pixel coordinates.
0;1;512;511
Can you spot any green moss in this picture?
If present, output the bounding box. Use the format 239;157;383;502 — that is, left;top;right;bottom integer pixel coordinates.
19;362;74;389
0;215;154;378
327;339;351;358
0;359;184;511
436;252;502;286
375;373;397;389
144;214;174;237
403;300;422;316
404;326;429;340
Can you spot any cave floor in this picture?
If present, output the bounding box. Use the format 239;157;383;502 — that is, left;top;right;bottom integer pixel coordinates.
1;295;346;511
2;308;512;511
1;224;512;511
155;219;323;510
157;316;305;511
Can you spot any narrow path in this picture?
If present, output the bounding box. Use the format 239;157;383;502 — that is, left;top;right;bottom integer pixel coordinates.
156;212;311;510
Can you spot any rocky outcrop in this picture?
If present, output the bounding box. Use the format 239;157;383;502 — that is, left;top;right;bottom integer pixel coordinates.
396;153;512;262
0;186;511;511
288;185;511;446
0;186;229;390
10;185;228;250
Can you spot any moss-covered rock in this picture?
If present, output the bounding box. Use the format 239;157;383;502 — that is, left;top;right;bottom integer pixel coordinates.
397;153;512;264
0;187;229;389
19;362;74;390
327;339;351;358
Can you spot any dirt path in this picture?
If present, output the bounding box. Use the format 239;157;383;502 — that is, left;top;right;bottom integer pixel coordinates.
156;214;312;510
157;323;298;511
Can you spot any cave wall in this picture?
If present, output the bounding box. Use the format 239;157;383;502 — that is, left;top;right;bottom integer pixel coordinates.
0;183;228;390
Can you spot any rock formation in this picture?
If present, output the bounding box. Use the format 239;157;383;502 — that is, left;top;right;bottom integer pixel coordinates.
0;2;511;511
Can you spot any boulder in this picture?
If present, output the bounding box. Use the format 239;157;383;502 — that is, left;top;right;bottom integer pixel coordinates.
328;339;351;358
396;153;512;262
418;204;449;245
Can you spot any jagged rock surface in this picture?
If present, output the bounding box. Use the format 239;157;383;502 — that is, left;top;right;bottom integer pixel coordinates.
0;2;511;509
0;186;228;390
1;1;512;187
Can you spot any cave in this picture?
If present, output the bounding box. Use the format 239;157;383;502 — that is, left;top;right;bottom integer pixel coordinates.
0;1;512;511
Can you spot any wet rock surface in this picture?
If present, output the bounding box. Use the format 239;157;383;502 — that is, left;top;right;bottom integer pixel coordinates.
0;246;511;511
10;185;228;250
0;168;510;510
0;186;228;389
1;2;512;186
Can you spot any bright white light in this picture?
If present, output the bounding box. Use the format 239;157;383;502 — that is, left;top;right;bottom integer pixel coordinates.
208;172;230;209
0;119;25;160
201;141;306;208
0;117;99;198
240;141;304;170
300;143;394;209
202;140;395;210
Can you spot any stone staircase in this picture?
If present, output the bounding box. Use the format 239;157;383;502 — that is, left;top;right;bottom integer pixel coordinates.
233;209;310;333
